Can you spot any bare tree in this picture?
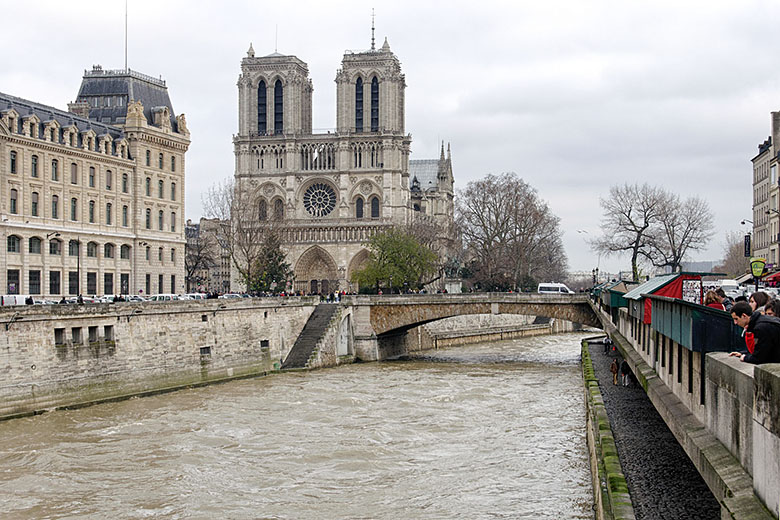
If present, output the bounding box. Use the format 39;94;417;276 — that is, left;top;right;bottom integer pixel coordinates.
644;194;714;272
592;183;669;282
457;172;567;291
184;225;217;292
713;231;750;278
202;178;278;291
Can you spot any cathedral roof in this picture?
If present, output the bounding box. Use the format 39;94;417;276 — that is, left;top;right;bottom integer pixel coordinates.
0;90;124;140
409;159;442;191
74;65;178;130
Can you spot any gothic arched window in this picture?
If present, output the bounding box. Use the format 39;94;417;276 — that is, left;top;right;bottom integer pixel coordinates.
355;197;364;219
258;199;268;221
274;80;283;135
273;199;284;220
370;77;379;132
370;196;380;218
258;80;267;134
355;77;363;132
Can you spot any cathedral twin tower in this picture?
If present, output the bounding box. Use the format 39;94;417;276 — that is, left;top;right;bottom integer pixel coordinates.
233;36;454;294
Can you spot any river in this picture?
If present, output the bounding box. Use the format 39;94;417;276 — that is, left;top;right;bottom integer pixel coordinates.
0;332;593;519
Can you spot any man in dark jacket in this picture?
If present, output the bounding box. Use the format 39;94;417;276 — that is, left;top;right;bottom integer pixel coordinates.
730;301;780;364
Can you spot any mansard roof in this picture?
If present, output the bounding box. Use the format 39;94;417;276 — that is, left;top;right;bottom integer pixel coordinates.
0;90;124;140
75;65;178;130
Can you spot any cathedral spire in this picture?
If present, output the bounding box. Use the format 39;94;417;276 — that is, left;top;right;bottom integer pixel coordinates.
247;42;255;58
371;9;375;51
440;141;445;160
447;142;451;160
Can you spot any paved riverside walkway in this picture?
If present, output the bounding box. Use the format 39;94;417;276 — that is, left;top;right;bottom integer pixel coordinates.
586;341;721;520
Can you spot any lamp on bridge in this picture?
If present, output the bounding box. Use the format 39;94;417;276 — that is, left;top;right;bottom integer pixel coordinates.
592;268;599;286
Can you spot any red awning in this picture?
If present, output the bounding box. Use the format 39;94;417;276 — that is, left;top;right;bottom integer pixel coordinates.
764;271;780;282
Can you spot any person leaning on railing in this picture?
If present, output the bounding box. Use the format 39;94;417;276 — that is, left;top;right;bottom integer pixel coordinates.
730;301;780;364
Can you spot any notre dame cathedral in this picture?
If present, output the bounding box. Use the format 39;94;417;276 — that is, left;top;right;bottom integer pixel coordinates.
232;34;455;294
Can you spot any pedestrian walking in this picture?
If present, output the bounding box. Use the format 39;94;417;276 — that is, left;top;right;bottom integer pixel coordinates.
620;360;630;386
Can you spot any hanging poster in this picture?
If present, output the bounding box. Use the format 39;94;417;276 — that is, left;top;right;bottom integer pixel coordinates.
682;279;702;304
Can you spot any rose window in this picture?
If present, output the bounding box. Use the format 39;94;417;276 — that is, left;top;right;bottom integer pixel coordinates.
303;183;337;217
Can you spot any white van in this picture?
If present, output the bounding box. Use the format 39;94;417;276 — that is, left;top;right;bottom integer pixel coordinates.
537;283;575;295
0;295;29;306
148;294;180;302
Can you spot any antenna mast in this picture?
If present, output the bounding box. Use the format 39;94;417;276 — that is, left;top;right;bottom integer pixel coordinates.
124;0;128;71
371;8;375;50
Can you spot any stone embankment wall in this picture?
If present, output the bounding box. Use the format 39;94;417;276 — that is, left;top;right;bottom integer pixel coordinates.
402;314;581;352
0;298;316;421
606;304;779;519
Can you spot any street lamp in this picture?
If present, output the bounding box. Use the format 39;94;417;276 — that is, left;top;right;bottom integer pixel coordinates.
46;232;60;239
741;219;753;225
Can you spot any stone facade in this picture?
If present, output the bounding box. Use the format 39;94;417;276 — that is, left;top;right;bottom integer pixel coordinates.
751;113;780;267
232;38;454;294
1;66;189;298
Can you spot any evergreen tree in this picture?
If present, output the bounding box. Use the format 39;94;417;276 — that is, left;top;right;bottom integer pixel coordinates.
249;232;292;294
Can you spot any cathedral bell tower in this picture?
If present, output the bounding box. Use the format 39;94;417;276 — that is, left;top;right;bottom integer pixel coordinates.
237;44;313;137
335;37;405;135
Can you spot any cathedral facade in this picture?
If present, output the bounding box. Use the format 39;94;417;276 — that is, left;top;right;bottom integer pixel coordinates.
233;37;454;294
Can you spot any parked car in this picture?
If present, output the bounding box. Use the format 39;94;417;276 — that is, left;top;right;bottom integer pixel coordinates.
218;293;242;299
149;294;180;302
186;293;207;300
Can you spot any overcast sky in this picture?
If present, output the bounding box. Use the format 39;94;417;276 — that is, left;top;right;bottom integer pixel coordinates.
2;0;776;276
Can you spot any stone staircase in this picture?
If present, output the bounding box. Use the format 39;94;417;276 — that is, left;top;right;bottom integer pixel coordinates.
281;303;340;369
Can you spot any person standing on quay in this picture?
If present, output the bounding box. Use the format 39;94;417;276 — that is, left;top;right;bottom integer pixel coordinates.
620;359;631;386
610;358;619;385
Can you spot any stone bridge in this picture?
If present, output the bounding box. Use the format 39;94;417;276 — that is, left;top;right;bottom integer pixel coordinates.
341;292;602;361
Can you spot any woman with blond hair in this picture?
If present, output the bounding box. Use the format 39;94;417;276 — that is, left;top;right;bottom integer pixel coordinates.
704;290;725;311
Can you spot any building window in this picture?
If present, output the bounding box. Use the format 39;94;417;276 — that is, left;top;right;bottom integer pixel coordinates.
89;200;95;223
122;205;128;227
49;239;62;256
158;180;164;198
145;246;150;261
158;247;163;262
49;271;61;295
158;210;164;230
146;149;151;166
87;242;97;257
355;77;363;132
9;189;17;214
159;273;164;293
89;166;95;187
171;212;176;231
31;155;38;177
10;151;17;174
370;196;380;218
29;270;41;295
257;80;267;134
274;199;284;220
104;243;114;258
69;271;78;295
171;156;176;172
171;248;176;262
7;235;21;253
70;198;78;221
158;153;163;169
120;273;129;295
145;273;151;295
106;203;112;225
51;159;59;181
104;273;114;295
87;272;97;294
371;77;379;132
31;192;38;216
274;79;283;135
71;163;78;184
120;244;130;259
145;177;151;196
7;269;20;294
68;240;79;256
29;237;42;254
145;208;151;229
51;195;59;219
355;197;364;219
170;274;176;293
171;182;176;201
259;199;268;221
106;170;112;190
122;173;128;193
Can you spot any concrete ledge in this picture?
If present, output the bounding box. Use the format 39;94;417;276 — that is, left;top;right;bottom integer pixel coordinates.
582;340;636;520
